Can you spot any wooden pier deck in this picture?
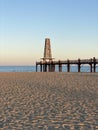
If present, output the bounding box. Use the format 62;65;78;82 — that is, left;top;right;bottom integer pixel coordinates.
36;57;98;72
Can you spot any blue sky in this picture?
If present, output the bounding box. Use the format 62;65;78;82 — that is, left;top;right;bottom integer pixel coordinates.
0;0;98;65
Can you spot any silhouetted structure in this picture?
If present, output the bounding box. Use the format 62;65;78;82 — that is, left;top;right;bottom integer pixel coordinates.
36;39;98;72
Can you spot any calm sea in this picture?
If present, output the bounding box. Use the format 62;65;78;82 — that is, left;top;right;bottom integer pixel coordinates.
0;65;98;72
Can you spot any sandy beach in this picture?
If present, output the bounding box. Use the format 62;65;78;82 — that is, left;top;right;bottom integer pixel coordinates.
0;72;98;130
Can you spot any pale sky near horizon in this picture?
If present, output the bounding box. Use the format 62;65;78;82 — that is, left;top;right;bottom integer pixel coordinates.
0;0;98;65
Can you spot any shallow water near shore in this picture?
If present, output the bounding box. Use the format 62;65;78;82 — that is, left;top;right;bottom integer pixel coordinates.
0;72;98;129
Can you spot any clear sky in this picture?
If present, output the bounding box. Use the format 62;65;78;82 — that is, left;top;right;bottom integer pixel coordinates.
0;0;98;65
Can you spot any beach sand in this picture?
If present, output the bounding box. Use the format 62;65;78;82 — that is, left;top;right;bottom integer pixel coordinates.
0;72;98;130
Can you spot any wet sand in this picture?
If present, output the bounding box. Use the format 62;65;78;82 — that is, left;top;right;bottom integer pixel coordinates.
0;72;98;130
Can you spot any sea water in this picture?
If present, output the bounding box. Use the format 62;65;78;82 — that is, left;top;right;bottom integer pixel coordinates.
0;66;35;72
0;65;98;72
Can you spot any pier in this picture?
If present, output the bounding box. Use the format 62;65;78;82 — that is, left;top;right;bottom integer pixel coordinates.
36;38;98;72
36;57;98;72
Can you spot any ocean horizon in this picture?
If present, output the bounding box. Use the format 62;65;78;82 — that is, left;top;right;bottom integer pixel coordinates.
0;65;98;72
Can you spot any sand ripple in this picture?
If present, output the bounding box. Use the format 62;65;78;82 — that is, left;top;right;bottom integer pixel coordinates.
0;72;98;129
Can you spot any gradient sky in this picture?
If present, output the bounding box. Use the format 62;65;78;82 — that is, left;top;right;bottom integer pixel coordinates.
0;0;98;65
